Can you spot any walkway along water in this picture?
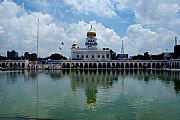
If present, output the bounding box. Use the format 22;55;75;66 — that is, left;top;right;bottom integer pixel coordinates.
1;60;180;71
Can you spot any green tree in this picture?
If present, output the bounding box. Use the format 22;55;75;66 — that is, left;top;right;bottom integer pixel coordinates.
50;53;67;60
144;52;150;60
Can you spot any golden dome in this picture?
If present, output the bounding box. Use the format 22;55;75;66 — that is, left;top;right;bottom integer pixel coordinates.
87;31;96;37
87;25;96;37
87;98;96;109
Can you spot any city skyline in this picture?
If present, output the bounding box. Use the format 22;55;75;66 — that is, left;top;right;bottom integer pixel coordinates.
0;0;180;57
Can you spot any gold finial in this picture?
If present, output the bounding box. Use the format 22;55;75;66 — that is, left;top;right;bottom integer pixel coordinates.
90;25;93;31
87;25;96;37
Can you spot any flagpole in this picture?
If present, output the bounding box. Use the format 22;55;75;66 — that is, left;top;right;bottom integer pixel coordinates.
37;18;39;63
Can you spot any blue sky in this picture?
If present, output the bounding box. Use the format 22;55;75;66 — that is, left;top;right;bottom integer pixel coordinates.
0;0;180;57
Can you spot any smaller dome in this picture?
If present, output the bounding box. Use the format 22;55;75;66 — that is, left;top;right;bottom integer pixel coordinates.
72;41;78;48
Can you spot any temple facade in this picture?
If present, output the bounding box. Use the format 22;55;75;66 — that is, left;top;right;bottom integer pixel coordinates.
71;25;111;61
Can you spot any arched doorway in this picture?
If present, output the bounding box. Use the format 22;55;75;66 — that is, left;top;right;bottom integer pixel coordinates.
98;63;102;68
67;63;70;68
14;63;17;68
178;62;180;69
103;63;106;68
84;63;88;68
75;63;79;69
6;63;9;68
62;63;66;68
156;63;160;69
2;63;5;67
152;63;156;68
116;63;120;68
143;63;147;69
121;63;124;69
22;63;25;68
10;63;13;68
18;63;21;68
112;63;115;68
161;63;164;69
125;63;129;69
80;63;83;68
147;63;151;68
172;63;175;69
93;63;97;69
130;63;133;68
71;63;75;68
107;63;111;68
89;63;93;68
139;63;142;69
134;63;138;69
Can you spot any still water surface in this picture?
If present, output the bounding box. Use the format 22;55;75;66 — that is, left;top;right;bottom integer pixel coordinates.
0;70;180;120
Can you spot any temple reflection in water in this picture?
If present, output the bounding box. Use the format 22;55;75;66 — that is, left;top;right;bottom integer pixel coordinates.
70;70;118;108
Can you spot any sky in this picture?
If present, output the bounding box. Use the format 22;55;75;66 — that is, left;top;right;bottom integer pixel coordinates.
0;0;180;57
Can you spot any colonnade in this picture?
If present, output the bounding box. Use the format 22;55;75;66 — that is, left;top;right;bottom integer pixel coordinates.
0;60;180;70
0;60;28;69
55;60;180;70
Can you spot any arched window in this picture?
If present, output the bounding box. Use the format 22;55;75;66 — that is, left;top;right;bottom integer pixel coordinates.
86;55;88;58
106;54;109;58
92;55;94;58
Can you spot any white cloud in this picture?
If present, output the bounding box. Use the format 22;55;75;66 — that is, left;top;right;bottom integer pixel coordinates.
118;0;180;25
124;24;177;55
27;0;49;6
18;0;180;26
63;0;180;25
0;26;4;34
63;0;117;17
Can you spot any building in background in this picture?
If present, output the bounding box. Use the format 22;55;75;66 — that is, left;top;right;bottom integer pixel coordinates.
174;45;180;59
24;52;37;60
7;50;18;59
116;54;128;60
173;36;180;59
